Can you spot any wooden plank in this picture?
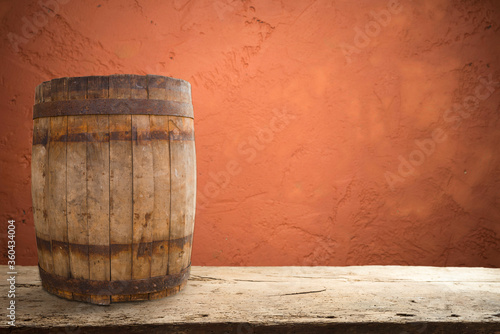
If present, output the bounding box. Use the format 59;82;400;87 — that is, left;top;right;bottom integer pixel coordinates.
131;114;155;301
32;85;42;261
167;117;196;276
109;114;133;303
86;115;111;305
32;117;52;274
34;84;41;104
109;74;130;98
129;75;154;301
41;81;51;104
181;117;196;273
50;77;68;101
68;77;87;100
66;77;89;302
146;75;166;100
4;265;500;333
147;75;170;300
47;78;72;300
66;115;89;303
165;78;188;103
47;116;71;300
130;75;148;99
148;115;170;300
87;76;109;99
37;83;53;274
86;76;110;305
109;75;132;302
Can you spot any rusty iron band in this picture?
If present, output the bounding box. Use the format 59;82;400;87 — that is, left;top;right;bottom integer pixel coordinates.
38;265;190;296
36;234;193;256
33;99;194;119
32;129;194;145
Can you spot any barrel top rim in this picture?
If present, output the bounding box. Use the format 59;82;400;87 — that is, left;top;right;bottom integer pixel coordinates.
37;74;191;88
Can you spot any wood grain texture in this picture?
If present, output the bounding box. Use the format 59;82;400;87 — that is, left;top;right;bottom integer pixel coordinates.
108;75;133;303
47;115;71;300
148;115;171;300
50;77;68;102
68;77;87;100
88;76;109;99
168;117;196;275
46;77;71;300
86;115;111;305
86;75;111;305
41;81;51;103
165;77;191;103
37;82;53;275
131;115;154;301
66;115;89;303
109;115;133;303
66;77;89;302
3;266;500;333
130;76;154;301
146;76;170;300
146;75;166;100
31;117;52;273
109;74;130;99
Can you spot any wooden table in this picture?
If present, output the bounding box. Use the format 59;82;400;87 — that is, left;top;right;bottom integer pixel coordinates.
1;265;499;333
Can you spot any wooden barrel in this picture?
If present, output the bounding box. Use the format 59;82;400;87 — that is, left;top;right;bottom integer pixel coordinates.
31;74;196;305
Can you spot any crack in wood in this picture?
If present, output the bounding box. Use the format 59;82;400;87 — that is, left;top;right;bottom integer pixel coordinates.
275;288;327;296
396;313;416;317
233;279;281;282
189;275;225;281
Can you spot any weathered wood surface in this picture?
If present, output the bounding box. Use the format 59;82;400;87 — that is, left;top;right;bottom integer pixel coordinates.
168;116;196;277
108;75;133;303
66;114;89;303
31;75;195;304
86;114;111;305
131;114;154;301
1;266;499;333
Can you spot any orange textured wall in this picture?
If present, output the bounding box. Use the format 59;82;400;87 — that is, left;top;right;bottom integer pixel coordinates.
1;0;499;267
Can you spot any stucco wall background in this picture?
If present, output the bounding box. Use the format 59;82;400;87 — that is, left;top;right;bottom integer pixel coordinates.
1;0;499;267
